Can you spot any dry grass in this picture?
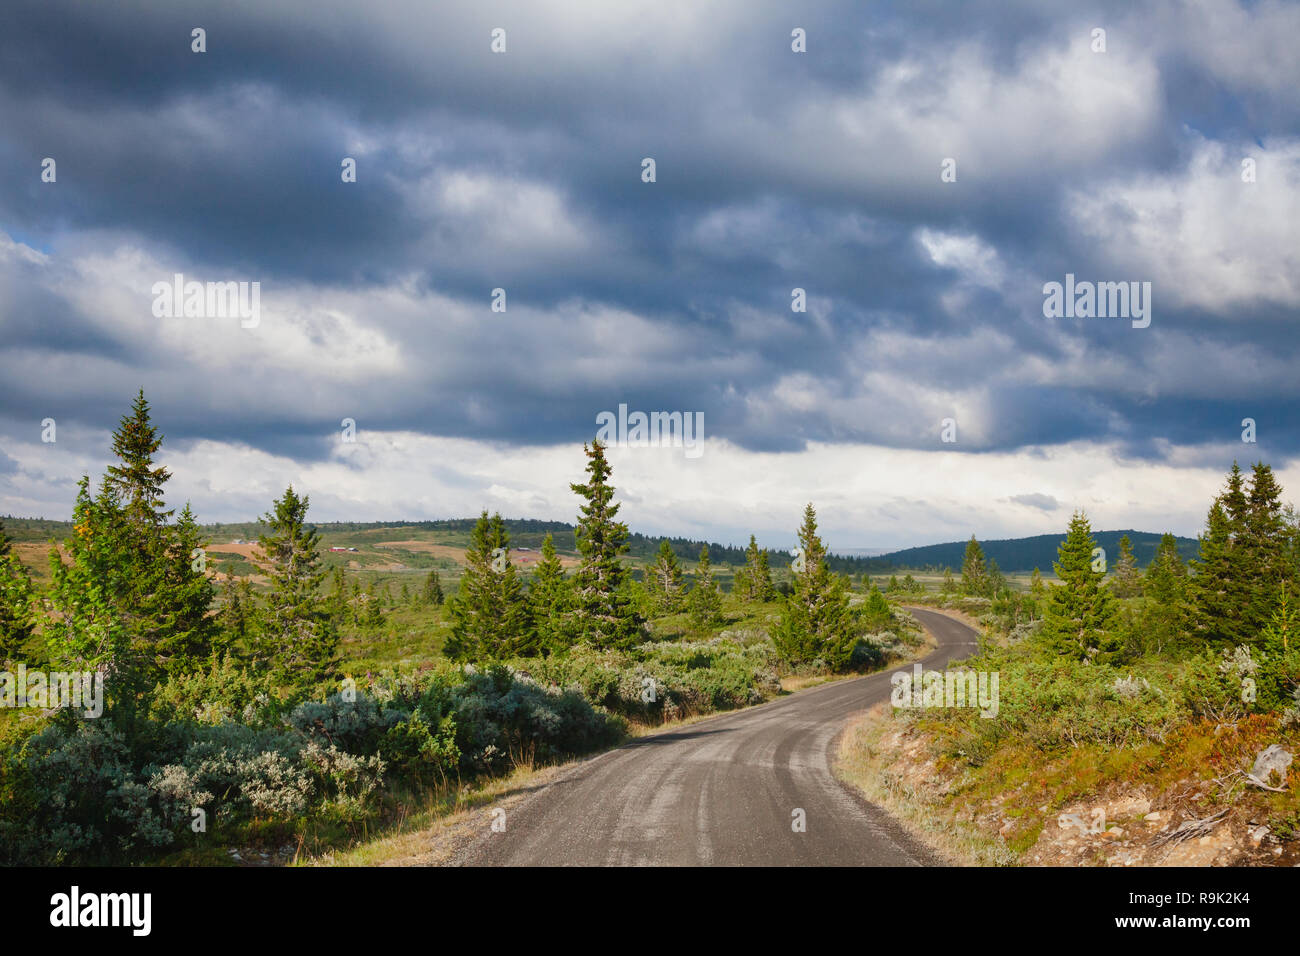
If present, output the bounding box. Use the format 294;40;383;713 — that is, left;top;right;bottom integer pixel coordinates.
300;759;575;866
835;706;1015;866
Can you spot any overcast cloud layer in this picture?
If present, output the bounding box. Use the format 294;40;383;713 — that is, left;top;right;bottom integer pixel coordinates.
1;0;1297;549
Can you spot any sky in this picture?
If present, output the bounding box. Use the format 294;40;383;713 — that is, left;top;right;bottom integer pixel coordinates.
0;0;1297;551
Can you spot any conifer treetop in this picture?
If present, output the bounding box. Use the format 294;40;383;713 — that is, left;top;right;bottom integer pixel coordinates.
106;388;172;526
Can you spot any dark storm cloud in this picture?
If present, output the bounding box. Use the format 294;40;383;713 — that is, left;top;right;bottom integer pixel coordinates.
0;0;1297;465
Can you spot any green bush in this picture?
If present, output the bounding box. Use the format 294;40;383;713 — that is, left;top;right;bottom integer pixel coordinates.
0;660;624;863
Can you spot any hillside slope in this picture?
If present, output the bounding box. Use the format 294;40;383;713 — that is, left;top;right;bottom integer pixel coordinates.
874;530;1199;573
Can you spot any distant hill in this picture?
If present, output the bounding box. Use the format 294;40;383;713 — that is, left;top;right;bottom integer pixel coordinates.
0;516;872;575
1;515;1199;576
873;530;1200;573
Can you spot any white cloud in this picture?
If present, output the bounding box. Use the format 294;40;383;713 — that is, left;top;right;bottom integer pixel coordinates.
1065;136;1300;313
4;420;1274;553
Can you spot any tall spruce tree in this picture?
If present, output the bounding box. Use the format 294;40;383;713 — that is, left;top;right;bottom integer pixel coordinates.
256;486;338;686
1242;462;1292;631
98;392;195;682
44;391;222;686
563;442;643;649
773;504;856;669
1038;512;1119;662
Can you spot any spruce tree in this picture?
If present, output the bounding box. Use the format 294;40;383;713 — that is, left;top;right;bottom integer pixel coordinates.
529;532;571;652
645;539;685;613
220;576;255;651
256;485;338;687
423;569;445;606
1038;512;1119;662
106;389;172;532
1192;494;1250;647
97;392;187;682
563;442;643;649
446;512;532;659
362;582;384;628
1138;533;1189;655
156;503;220;673
45;391;221;685
1221;461;1249;528
686;544;723;627
1110;535;1143;599
862;583;891;629
1190;462;1297;649
773;504;856;670
733;534;774;602
1242;462;1292;633
961;536;988;596
755;548;773;600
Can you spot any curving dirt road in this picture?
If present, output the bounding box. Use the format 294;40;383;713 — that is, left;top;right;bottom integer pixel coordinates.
456;607;979;866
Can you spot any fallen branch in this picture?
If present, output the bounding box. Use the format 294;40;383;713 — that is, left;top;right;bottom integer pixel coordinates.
1152;808;1230;848
1239;770;1287;793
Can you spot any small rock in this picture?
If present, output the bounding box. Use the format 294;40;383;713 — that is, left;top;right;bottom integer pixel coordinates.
1144;811;1161;821
1249;826;1269;846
